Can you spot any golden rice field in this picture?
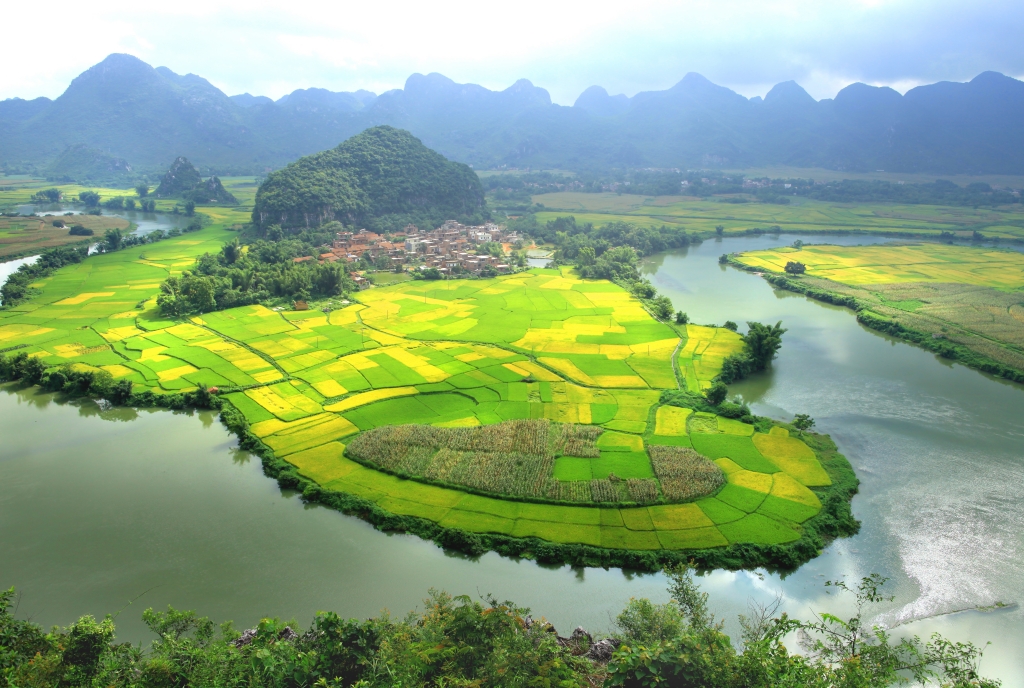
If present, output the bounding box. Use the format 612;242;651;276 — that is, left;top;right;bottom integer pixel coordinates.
0;219;836;552
735;242;1024;375
737;243;1024;289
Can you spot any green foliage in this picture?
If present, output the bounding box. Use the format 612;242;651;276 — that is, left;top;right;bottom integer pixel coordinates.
253;126;487;233
68;224;93;236
156;232;356;316
78;190;101;207
784;261;806;275
743;321;786;371
31;188;62;203
1;587;591;688
792;414;815;431
705;381;728;406
542;216;695;264
675;311;689;325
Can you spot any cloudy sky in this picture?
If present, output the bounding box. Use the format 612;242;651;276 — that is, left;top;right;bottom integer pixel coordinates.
3;0;1022;104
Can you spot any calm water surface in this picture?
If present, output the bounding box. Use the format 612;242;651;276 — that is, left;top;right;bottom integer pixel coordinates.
2;233;1022;681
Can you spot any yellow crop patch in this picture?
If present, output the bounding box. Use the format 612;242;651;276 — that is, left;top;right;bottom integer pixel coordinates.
648;504;715;530
752;434;831;486
736;243;1024;290
55;292;115;305
729;470;773;493
100;365;133;378
252;370;284;383
0;325;53;342
655;406;691;435
157;365;198;382
312;380;348;397
593;375;647;387
715;458;744;475
139;347;168;362
770;473;822;508
434;416;481;427
538;357;596;385
324;386;418;413
100;326;145;342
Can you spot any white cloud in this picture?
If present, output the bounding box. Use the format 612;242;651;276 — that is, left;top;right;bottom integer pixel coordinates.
1;0;1021;103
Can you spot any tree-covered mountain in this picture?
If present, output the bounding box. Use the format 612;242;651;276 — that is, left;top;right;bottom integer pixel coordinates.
155;156;238;204
252;126;486;232
3;53;1024;176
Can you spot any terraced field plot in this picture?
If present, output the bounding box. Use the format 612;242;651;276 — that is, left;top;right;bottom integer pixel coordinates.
0;224;834;553
531;192;1024;240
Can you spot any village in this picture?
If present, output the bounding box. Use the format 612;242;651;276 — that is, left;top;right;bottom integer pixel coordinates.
297;220;523;287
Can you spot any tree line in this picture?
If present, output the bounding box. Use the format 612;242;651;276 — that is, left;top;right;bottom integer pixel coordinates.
0;566;999;687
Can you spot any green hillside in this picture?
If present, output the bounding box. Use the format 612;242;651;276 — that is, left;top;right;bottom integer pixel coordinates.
252;126;486;232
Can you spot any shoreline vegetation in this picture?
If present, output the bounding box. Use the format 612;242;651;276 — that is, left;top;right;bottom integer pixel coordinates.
0;566;1000;687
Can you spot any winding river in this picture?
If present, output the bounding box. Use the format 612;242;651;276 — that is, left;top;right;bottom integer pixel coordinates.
1;233;1021;682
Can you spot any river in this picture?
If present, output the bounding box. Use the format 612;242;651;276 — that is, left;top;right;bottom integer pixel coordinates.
1;233;1021;681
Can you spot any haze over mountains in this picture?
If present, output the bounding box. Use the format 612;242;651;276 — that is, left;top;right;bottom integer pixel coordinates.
2;53;1023;177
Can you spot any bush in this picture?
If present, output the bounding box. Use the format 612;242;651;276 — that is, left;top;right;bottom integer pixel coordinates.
705;381;728;405
68;224;93;236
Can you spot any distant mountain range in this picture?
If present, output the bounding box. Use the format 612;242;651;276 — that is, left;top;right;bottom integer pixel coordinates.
2;53;1023;177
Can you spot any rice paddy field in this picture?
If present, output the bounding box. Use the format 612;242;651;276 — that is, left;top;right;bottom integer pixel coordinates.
0;219;839;553
532;191;1024;240
733;243;1024;374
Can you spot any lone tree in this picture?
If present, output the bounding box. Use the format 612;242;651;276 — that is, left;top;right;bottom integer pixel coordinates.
79;190;101;207
785;261;806;275
743;321;787;371
792;413;815;431
675;311;689;325
705;381;728;406
136;184;149;198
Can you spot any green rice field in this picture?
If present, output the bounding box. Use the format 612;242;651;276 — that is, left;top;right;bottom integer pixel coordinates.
0;219;838;553
532;191;1024;240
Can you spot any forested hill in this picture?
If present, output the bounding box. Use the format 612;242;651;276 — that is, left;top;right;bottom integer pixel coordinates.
3;53;1024;175
252;126;487;232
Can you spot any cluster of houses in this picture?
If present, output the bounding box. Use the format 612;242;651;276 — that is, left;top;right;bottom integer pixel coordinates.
299;220;521;287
